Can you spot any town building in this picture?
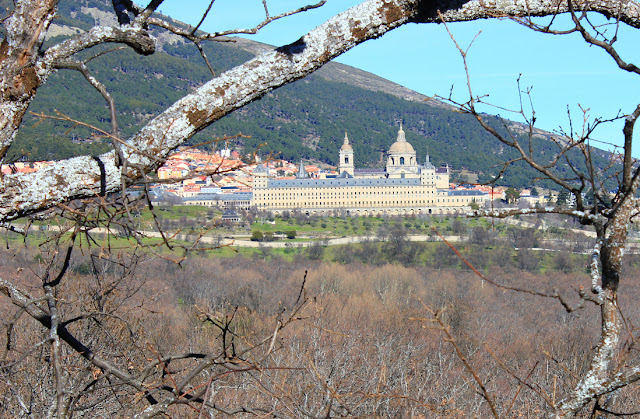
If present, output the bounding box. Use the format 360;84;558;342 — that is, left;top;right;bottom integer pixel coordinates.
182;187;253;210
252;124;486;216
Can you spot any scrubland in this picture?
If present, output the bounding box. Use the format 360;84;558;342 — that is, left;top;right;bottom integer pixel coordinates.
3;230;639;417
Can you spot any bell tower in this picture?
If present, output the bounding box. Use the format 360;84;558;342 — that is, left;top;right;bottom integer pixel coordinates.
339;131;355;176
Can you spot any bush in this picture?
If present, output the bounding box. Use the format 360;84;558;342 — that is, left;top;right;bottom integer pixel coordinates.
470;226;490;245
516;249;540;271
250;230;264;241
307;241;325;260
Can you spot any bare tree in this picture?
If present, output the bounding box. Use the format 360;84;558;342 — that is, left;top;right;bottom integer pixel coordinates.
2;0;639;222
1;0;640;417
434;7;640;416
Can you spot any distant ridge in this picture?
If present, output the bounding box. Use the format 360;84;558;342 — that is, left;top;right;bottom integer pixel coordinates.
229;37;446;106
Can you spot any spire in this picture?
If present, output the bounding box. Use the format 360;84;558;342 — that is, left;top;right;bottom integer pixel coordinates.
297;160;307;178
396;122;406;142
340;131;353;151
423;148;435;169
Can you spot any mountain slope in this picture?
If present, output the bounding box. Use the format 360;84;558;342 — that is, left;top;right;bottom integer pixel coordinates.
8;0;615;190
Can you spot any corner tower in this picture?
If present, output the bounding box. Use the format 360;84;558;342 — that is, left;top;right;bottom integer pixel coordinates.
339;131;355;176
252;163;269;189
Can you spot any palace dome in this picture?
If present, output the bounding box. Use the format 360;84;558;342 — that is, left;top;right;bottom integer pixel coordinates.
388;126;415;154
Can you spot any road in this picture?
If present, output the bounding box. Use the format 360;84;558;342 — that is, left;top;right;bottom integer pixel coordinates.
213;234;456;248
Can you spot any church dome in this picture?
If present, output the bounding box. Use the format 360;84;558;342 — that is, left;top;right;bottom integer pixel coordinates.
388;125;415;154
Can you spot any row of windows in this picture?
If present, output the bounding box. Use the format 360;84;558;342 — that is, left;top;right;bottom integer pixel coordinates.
255;191;455;200
258;188;437;195
256;197;472;207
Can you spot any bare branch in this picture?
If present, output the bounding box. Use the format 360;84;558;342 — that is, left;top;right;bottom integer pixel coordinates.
189;0;215;36
136;0;164;23
149;1;327;40
622;104;640;192
54;59;120;137
418;302;500;418
567;0;640;75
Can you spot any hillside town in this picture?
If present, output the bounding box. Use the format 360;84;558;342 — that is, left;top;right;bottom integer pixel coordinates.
4;141;552;215
145;127;551;215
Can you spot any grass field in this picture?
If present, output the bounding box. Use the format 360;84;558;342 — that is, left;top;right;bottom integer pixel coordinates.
4;204;607;274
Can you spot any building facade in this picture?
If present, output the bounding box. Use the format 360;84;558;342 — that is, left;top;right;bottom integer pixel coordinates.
253;125;486;216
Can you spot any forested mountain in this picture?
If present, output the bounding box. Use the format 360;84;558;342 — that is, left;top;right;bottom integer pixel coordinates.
10;0;614;189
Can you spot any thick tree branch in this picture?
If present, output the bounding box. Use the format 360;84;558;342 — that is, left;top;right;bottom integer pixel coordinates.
0;0;60;161
43;25;155;66
556;290;621;417
468;206;605;226
418;0;640;28
622;104;640;192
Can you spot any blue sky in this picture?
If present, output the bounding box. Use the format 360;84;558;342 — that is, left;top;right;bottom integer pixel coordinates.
160;0;639;153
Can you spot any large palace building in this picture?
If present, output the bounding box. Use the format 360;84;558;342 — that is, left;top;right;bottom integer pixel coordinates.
252;125;486;216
